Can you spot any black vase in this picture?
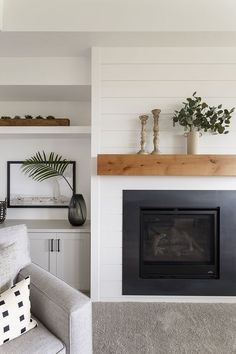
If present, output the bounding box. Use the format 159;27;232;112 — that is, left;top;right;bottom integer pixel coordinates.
0;199;7;224
68;194;87;226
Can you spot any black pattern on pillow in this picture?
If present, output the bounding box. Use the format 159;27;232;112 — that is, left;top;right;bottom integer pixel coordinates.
0;276;37;345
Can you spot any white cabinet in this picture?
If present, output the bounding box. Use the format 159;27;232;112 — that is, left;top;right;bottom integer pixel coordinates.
1;219;90;292
29;231;90;292
29;232;57;275
56;233;90;290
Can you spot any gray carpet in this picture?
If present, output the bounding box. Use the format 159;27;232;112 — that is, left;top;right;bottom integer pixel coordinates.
93;303;236;354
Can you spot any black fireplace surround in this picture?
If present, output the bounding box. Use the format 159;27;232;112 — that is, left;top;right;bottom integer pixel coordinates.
123;190;236;296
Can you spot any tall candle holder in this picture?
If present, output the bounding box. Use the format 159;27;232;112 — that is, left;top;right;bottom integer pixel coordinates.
137;114;149;154
151;109;161;154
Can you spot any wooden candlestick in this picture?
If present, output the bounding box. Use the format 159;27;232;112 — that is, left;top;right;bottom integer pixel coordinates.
137;114;149;154
151;109;161;154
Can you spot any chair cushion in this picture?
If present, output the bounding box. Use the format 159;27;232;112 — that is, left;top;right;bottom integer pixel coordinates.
0;317;65;354
0;225;31;288
0;277;37;346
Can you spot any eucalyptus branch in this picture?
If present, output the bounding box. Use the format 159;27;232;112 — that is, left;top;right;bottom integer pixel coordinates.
172;92;235;134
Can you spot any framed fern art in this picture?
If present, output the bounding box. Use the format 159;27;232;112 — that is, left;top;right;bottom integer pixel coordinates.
7;158;76;208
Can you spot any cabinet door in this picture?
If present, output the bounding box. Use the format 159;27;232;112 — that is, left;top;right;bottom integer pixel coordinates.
56;233;90;291
28;232;57;275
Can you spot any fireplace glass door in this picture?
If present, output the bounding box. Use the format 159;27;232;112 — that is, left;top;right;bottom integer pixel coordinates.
140;209;219;279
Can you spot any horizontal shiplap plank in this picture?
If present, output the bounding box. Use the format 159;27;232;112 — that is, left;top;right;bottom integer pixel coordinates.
101;230;122;248
100;281;122;298
99;145;236;156
100;131;236;150
99;187;122;199
101;114;173;131
101;81;236;98
100;196;122;214
99;175;236;190
101;97;177;114
99;146;186;154
101;265;122;281
99;145;236;155
101;247;122;265
101;48;236;64
99;143;236;156
101;97;236;114
100;214;122;232
101;64;236;81
100;131;188;149
101;114;236;132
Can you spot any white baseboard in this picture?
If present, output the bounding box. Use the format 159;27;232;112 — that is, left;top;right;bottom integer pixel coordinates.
96;296;236;303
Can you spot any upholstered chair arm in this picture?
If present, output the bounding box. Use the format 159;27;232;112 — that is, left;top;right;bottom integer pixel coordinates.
18;263;92;354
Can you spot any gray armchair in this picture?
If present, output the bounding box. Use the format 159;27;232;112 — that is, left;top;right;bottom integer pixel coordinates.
0;225;92;354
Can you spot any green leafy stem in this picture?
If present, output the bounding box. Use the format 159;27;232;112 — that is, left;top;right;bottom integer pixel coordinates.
21;151;73;191
172;92;235;134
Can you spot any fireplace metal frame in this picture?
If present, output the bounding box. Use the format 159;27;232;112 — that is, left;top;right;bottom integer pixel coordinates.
123;190;236;296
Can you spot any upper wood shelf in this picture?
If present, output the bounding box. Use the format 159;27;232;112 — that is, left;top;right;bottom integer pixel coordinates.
97;154;236;176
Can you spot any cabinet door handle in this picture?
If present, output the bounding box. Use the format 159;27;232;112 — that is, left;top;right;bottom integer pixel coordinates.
50;239;54;252
57;239;60;252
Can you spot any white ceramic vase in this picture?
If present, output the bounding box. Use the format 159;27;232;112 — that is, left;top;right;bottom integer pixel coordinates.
186;131;200;154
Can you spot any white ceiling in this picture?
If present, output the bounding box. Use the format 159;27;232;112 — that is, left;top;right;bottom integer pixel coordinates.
0;32;236;57
3;0;236;32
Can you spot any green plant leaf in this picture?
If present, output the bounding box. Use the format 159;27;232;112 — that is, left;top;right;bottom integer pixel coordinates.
21;151;73;191
172;92;235;135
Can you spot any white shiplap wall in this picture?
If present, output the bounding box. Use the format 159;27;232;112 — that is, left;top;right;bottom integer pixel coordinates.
91;47;236;302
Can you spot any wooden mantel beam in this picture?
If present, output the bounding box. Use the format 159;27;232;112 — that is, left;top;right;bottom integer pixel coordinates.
97;154;236;176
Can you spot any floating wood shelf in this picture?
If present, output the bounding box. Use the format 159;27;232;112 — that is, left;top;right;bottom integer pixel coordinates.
0;118;70;126
97;154;236;176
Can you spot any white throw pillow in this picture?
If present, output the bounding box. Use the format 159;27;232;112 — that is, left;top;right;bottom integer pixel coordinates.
0;243;18;292
0;225;31;287
0;276;37;345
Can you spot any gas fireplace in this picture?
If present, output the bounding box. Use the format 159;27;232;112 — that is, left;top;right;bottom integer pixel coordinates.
123;190;236;296
140;208;219;279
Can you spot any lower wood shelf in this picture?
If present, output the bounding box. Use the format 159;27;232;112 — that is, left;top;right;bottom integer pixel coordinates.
97;154;236;176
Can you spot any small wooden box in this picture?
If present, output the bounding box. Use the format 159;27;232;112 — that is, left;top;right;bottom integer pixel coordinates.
0;118;70;126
